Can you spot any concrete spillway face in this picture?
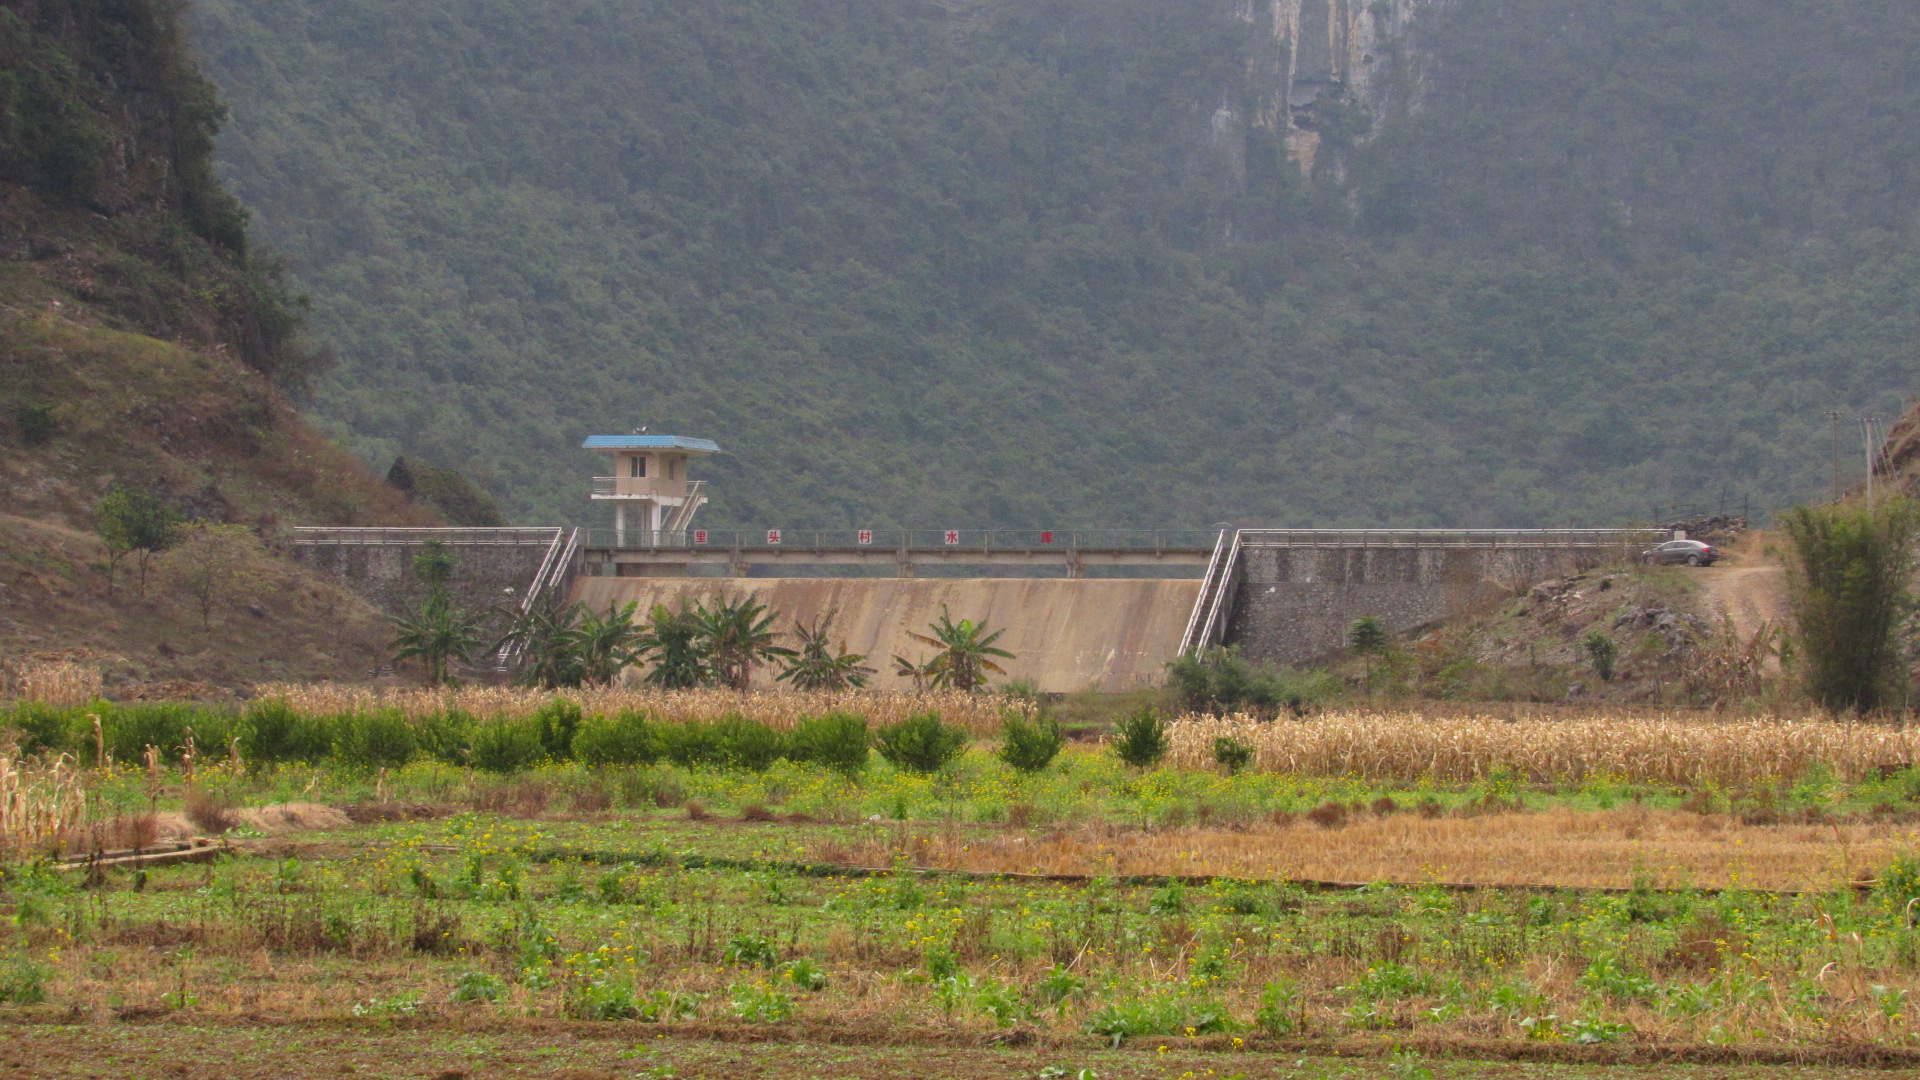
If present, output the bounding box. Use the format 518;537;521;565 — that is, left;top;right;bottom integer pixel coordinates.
569;577;1203;694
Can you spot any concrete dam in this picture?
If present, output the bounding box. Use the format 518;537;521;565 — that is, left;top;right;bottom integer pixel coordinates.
294;526;1656;692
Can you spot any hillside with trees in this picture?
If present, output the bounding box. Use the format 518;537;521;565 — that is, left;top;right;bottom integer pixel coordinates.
188;0;1920;529
0;0;433;689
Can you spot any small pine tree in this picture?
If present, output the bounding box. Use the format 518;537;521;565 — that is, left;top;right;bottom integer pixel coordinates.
873;711;966;774
1347;616;1390;696
997;710;1063;773
1111;707;1168;769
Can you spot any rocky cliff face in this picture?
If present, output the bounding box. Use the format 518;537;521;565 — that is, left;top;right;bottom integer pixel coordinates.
1182;0;1430;244
1243;0;1429;177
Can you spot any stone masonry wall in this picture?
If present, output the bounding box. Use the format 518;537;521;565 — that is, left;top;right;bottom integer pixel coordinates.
293;541;562;617
1225;544;1602;666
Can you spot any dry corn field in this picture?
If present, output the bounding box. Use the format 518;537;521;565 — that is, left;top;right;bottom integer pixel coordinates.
1171;712;1920;786
250;684;1028;734
826;808;1917;892
5;662;103;709
0;751;85;859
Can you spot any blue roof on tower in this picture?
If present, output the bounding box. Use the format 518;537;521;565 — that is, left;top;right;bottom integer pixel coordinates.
582;435;723;453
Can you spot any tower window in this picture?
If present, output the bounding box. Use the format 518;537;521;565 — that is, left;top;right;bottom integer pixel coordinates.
630;456;647;478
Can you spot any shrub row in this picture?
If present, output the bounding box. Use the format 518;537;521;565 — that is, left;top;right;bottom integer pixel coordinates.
0;700;989;776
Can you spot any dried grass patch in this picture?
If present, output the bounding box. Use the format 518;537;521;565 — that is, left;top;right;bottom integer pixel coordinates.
829;808;1919;891
250;686;1024;735
1170;712;1920;786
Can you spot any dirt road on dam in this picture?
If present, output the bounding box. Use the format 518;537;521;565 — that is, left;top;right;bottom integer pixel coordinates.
570;577;1201;693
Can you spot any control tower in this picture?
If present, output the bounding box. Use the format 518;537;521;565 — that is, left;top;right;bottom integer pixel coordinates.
584;433;720;545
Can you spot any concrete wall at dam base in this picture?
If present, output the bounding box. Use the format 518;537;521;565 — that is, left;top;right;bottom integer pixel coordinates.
570;577;1201;693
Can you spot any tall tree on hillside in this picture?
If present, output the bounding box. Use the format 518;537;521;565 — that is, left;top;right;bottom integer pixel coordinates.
98;487;178;599
161;522;263;629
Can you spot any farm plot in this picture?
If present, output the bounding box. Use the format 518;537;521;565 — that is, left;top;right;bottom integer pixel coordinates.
1;696;1920;1072
0;807;1918;1063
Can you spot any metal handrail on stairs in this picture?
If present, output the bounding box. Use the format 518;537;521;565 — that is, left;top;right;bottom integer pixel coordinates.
1178;529;1235;657
662;481;706;536
498;528;579;668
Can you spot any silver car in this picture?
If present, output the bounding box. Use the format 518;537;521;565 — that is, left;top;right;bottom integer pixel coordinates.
1640;539;1721;567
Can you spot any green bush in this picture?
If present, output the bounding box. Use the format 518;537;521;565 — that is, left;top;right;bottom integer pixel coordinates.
1167;647;1339;716
1212;736;1253;775
0;952;49;1005
415;710;477;764
9;703;82;757
787;712;870;775
101;703;233;767
712;715;785;772
1583;630;1618;682
532;697;584;761
659;720;722;768
874;711;966;774
469;716;545;773
12;405;56;448
238;699;331;764
332;709;416;769
996;711;1062;773
573;710;660;766
1111;707;1168;769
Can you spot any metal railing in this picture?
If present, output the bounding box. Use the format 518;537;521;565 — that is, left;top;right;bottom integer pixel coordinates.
661;481;706;533
583;528;1222;553
1178;529;1234;657
590;476;694;499
292;527;566;546
1232;528;1665;549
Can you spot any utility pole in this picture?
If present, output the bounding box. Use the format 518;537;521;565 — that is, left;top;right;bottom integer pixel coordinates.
1830;410;1842;503
1862;417;1880;509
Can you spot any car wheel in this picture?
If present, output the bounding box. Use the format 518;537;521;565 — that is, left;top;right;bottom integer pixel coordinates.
1686;554;1701;567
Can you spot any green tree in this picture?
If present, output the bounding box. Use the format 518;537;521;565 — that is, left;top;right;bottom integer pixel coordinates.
905;607;1013;693
1780;498;1920;713
635;602;711;689
573;601;646;686
386;593;487;686
777;611;874;691
97;487;178;599
411;539;457;596
996;710;1062;773
1347;616;1390;697
159;522;262;629
1583;630;1618;682
1111;706;1169;769
496;599;588;690
696;594;794;691
873;711;966;774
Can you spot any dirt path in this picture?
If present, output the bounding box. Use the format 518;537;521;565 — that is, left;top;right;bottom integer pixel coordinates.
1690;533;1787;642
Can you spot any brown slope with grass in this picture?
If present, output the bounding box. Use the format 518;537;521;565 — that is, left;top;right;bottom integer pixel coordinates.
0;0;434;691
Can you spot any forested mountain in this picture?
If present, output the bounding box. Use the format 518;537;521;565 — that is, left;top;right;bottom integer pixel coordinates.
187;0;1920;529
